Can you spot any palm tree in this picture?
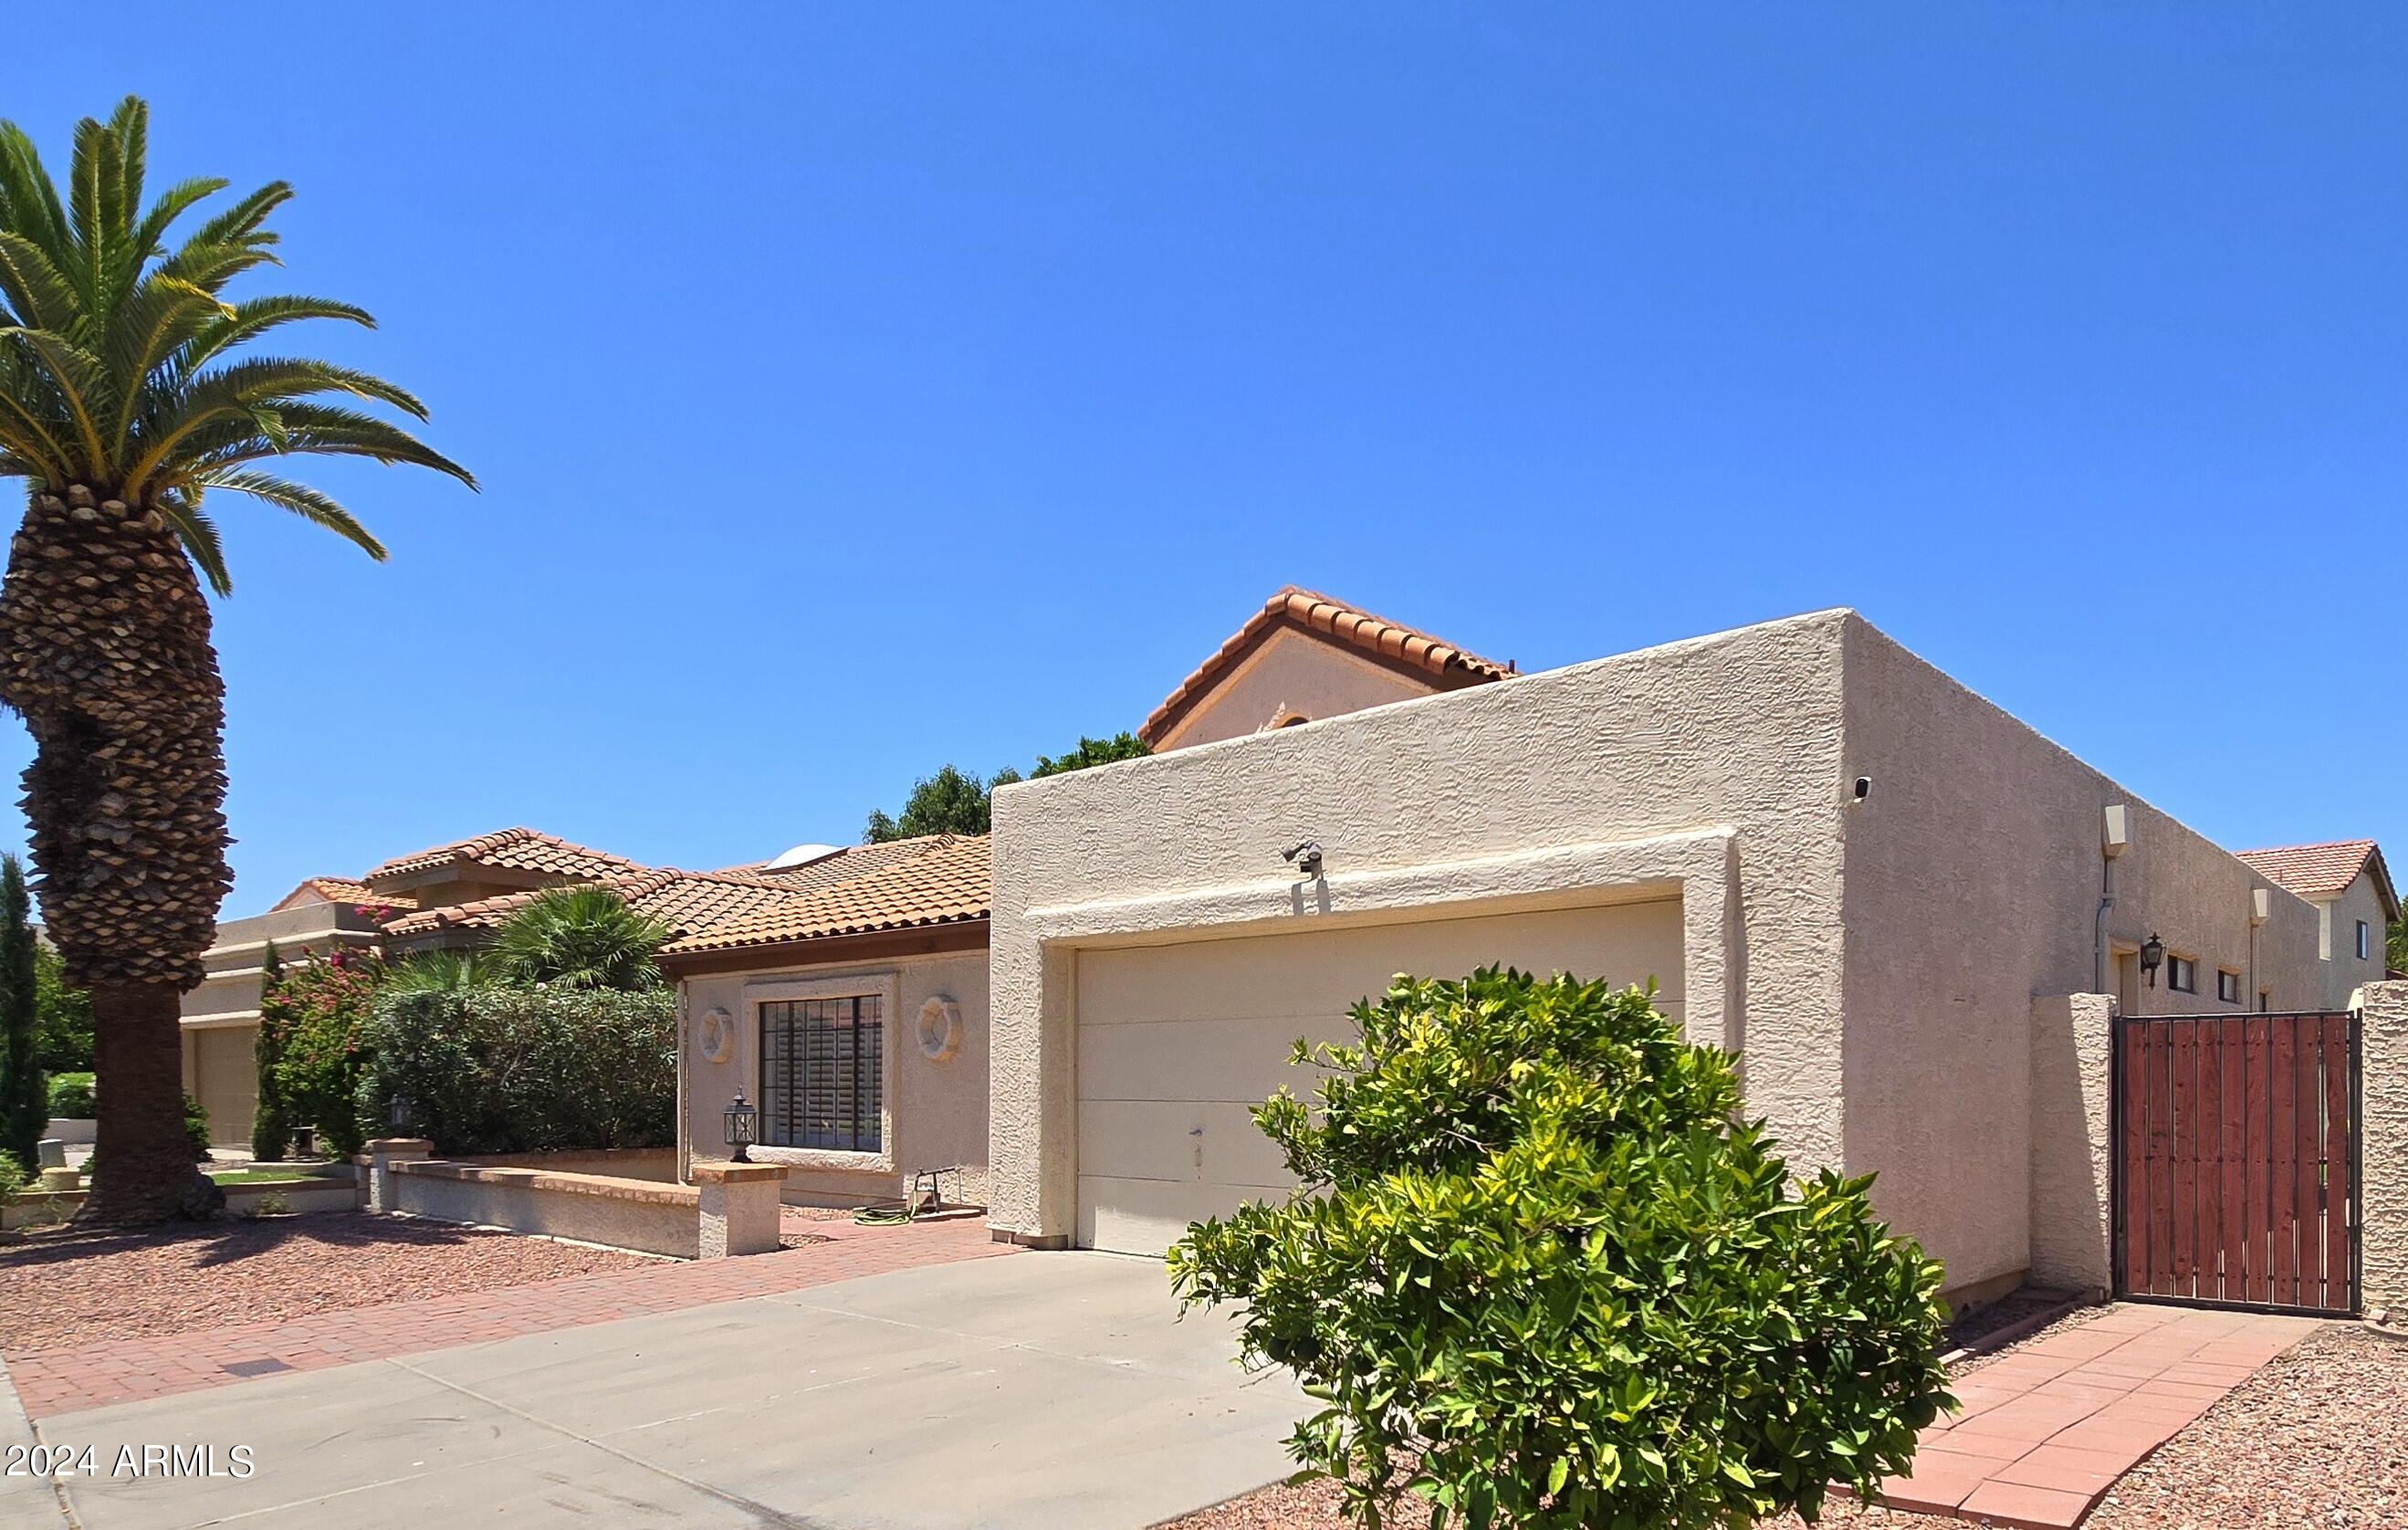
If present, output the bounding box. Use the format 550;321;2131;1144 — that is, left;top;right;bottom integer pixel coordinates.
488;887;670;993
0;98;472;1221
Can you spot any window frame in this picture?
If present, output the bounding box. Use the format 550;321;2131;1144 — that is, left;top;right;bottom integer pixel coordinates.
759;993;885;1153
2357;920;2371;960
2215;969;2241;1004
2165;954;2198;994
739;970;899;1170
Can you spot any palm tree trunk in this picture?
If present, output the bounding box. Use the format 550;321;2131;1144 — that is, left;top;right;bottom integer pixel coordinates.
0;486;234;1223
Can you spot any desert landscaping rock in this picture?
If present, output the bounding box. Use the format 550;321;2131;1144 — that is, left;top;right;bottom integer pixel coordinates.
0;1212;648;1352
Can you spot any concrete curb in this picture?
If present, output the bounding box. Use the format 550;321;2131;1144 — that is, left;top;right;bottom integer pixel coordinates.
0;1354;74;1527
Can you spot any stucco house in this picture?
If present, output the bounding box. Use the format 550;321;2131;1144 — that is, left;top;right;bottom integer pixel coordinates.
978;602;2384;1313
662;589;1529;1206
2234;839;2399;1011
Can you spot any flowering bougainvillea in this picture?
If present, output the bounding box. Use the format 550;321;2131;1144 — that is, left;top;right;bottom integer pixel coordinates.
268;947;389;1157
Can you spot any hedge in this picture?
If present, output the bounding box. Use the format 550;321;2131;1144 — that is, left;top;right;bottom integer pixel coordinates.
362;985;676;1155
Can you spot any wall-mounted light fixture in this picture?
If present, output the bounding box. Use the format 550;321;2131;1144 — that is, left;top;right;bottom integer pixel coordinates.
724;1091;757;1163
2139;932;2165;988
1281;839;1324;877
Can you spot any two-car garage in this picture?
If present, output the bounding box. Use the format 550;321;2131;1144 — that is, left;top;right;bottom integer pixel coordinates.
1071;898;1685;1255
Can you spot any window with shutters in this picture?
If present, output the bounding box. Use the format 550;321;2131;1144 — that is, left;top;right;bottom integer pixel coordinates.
759;995;883;1151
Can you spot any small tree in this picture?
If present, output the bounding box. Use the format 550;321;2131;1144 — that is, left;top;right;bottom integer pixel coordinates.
272;948;386;1158
33;944;93;1074
864;763;1013;842
248;940;293;1161
0;855;46;1168
1170;969;1950;1530
1030;731;1150;778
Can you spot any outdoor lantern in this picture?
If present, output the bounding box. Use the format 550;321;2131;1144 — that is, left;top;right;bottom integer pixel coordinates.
388;1093;414;1134
724;1091;757;1162
2140;932;2165;988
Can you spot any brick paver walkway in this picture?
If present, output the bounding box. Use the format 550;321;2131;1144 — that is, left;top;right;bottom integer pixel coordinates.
1872;1303;2321;1528
7;1212;1010;1420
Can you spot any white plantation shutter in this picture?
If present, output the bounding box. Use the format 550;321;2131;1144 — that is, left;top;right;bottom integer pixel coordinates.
760;996;883;1151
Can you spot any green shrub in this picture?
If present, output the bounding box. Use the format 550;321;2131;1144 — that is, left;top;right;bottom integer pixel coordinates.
249;940;294;1162
1169;969;1951;1530
0;1151;26;1200
184;1091;213;1160
47;1072;93;1118
273;949;387;1158
362;984;675;1155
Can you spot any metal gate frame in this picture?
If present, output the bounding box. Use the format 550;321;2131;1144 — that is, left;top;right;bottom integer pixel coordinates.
2109;1009;2362;1317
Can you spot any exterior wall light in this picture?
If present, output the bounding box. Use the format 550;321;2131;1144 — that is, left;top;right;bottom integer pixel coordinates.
2139;932;2165;988
1282;839;1324;877
388;1093;415;1135
724;1091;758;1162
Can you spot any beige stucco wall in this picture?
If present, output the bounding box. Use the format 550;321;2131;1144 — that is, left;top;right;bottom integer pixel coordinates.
1837;621;2323;1294
2362;982;2407;1316
391;1162;698;1258
1154;624;1444;751
188;1024;257;1148
679;948;989;1207
993;608;1855;1250
2314;873;2392;1011
990;605;2337;1299
2026;993;2116;1292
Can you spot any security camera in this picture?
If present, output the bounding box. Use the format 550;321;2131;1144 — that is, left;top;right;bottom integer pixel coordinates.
1281;839;1324;877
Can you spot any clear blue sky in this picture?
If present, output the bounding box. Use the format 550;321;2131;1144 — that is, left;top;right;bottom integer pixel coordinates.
10;5;2404;916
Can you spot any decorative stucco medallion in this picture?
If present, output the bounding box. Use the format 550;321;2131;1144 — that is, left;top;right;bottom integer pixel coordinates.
697;1005;735;1064
917;995;962;1063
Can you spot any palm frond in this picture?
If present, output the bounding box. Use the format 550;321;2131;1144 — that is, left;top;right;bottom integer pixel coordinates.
130;175;228;262
193;467;386;561
0;98;471;589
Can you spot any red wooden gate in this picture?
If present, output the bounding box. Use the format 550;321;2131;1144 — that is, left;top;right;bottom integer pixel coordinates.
2113;1011;2360;1315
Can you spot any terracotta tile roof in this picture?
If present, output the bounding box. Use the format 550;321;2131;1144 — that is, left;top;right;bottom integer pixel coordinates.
380;866;816;942
270;876;416;913
2235;839;2398;917
662;834;989;957
1139;585;1513;747
362;828;649;886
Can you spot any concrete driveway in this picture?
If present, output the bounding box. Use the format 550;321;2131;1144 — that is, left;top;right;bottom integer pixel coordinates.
30;1253;1303;1530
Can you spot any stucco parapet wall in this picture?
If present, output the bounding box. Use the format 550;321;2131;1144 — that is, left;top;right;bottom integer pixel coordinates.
393;1159;698;1208
1021;826;1741;1053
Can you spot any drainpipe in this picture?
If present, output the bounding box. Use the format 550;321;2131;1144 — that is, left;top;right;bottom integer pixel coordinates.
2097;805;2130;995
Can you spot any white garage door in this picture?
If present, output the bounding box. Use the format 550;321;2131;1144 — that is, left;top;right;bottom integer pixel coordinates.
1073;899;1683;1255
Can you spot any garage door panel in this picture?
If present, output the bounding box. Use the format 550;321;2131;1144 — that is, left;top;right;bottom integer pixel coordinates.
1077;1099;1294;1189
1078;1015;1349;1106
1077;1177;1282;1256
1077;901;1683;1030
1074;899;1683;1256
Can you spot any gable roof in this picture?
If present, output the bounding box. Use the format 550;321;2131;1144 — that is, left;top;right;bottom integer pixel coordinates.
661;834;989;958
2235;839;2399;919
269;876;416;913
1138;586;1513;748
362;828;648;886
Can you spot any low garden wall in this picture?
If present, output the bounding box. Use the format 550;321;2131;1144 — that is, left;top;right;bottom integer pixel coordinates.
367;1140;784;1259
2;1167;362;1230
463;1148;677;1182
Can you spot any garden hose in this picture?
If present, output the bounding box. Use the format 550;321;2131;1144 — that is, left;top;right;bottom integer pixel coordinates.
853;1200;914;1226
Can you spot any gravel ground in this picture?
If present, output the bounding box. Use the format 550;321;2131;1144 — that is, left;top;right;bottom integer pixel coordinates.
1161;1316;2403;1530
0;1213;652;1353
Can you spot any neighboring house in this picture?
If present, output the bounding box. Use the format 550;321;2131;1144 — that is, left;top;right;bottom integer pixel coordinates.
984;604;2360;1309
1137;585;1513;749
2234;839;2400;1011
179;829;663;1144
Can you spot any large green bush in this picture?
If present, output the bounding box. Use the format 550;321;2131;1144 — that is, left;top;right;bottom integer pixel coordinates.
362;985;676;1155
47;1071;94;1117
272;949;388;1158
1169;969;1950;1530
